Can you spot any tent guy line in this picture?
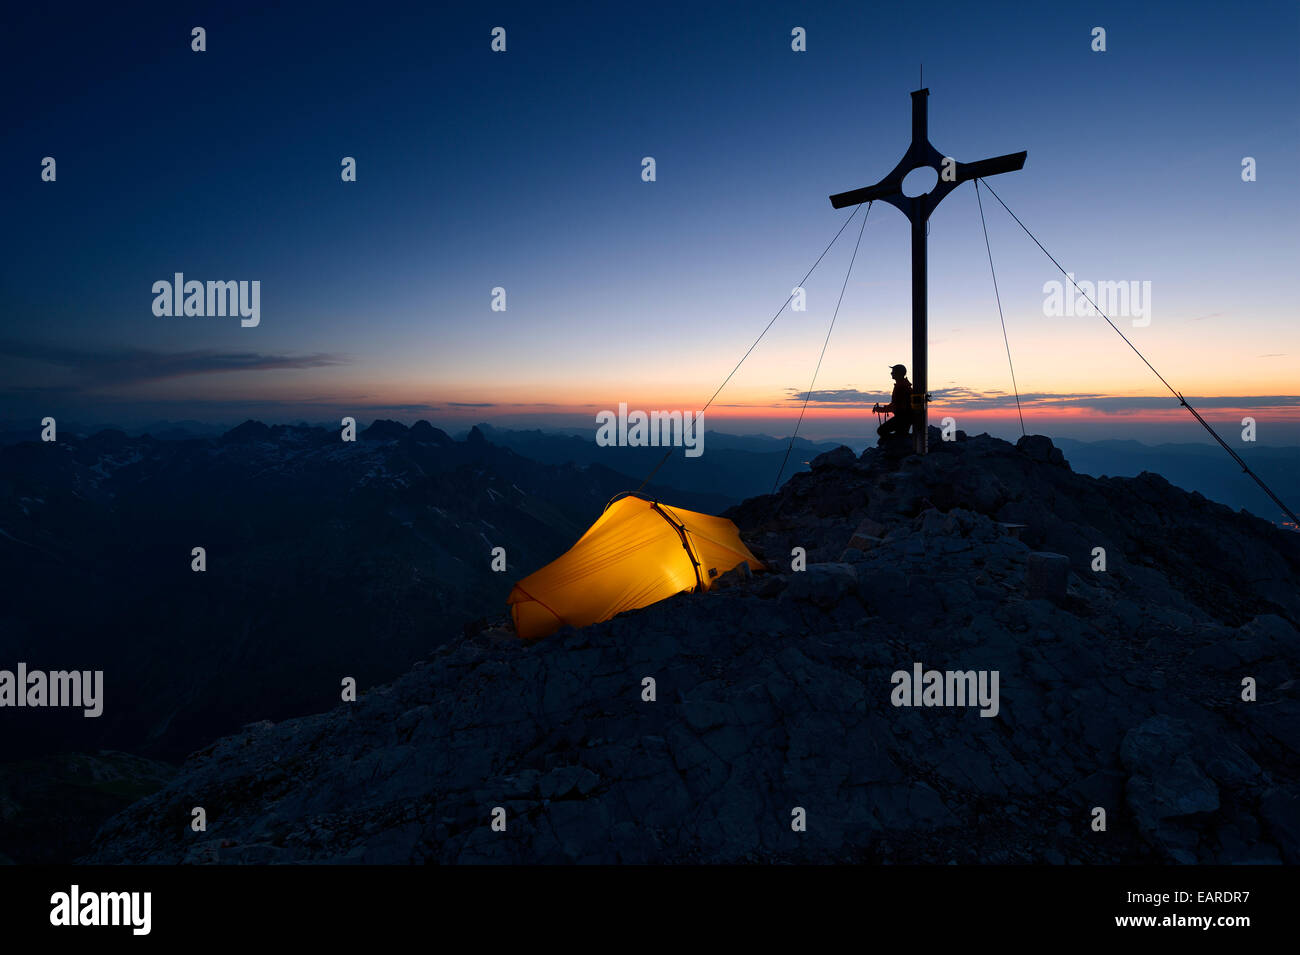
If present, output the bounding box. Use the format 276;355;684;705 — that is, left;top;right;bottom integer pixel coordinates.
974;178;1026;439
773;202;874;494
977;178;1299;527
635;202;866;494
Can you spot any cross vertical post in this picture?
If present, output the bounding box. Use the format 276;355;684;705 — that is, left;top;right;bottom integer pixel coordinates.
830;88;1026;454
911;211;927;452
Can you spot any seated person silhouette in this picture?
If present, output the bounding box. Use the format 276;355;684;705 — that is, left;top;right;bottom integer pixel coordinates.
873;364;914;446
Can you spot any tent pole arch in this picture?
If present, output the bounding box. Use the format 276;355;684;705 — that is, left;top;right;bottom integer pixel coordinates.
649;502;704;592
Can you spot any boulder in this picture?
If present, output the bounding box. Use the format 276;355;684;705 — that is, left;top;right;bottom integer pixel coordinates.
1026;552;1070;601
1121;716;1221;859
782;562;859;608
1015;434;1067;467
844;515;887;557
812;445;857;470
710;561;753;590
1259;787;1300;863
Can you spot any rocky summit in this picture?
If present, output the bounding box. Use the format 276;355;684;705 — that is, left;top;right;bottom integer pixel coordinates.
83;431;1300;864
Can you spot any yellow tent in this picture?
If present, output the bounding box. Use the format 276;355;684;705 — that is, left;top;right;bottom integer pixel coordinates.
507;494;764;640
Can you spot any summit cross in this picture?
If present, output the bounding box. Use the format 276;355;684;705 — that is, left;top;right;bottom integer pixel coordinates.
830;88;1026;454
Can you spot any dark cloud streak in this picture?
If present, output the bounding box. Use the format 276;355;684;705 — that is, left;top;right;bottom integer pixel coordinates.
0;340;349;387
786;386;1300;413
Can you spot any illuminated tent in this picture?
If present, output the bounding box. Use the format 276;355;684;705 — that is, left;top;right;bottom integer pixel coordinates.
507;494;764;640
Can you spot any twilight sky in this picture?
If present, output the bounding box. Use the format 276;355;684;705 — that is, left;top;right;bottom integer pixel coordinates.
2;0;1297;444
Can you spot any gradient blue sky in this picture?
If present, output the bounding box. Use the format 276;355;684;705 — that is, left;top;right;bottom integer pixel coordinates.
3;0;1297;444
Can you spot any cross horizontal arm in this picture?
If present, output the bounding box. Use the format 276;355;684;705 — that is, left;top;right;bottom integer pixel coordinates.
829;181;894;209
829;150;1028;209
956;151;1027;183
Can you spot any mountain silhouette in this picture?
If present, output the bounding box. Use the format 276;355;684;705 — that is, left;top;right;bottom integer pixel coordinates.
0;420;736;760
80;431;1299;864
0;420;749;861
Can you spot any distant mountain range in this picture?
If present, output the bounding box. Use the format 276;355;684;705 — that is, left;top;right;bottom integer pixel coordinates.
3;422;1292;523
0;420;736;765
0;419;816;860
2;419;1297;862
459;423;841;501
1053;438;1299;525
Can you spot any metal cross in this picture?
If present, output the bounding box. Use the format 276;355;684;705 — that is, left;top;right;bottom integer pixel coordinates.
830;88;1026;454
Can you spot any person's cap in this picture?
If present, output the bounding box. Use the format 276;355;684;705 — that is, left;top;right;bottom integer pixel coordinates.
889;364;907;376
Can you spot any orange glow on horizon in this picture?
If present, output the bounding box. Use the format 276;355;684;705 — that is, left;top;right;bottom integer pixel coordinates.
349;391;1300;424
